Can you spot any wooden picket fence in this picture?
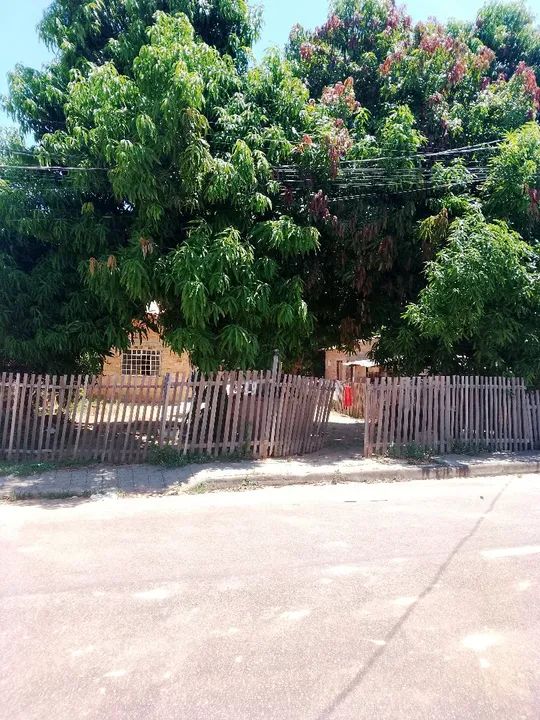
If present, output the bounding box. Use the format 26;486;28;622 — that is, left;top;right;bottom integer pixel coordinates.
364;376;539;457
0;371;335;464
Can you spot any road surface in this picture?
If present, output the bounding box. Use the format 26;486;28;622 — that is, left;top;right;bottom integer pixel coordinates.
2;474;540;719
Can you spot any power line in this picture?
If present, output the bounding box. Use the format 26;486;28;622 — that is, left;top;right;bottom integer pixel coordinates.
279;174;492;194
343;140;502;163
0;164;108;172
326;175;491;202
276;140;503;172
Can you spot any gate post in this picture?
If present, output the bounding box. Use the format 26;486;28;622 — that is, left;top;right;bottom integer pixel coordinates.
363;379;371;457
271;350;281;378
159;373;171;447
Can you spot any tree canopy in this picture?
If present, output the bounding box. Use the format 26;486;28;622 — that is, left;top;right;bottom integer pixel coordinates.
1;2;317;372
1;0;540;382
284;0;540;381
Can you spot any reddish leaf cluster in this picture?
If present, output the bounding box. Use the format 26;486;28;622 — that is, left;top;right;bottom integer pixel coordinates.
281;186;295;208
378;236;395;270
339;317;361;345
474;46;495;71
527;186;540;216
139;236;154;257
448;59;466;87
357;222;385;243
300;42;314;61
317;13;343;37
321;77;359;112
428;92;444;105
331;214;346;239
309;190;331;221
419;33;445;53
380;50;404;76
386;5;410;31
325;125;353;177
515;61;540;109
297;133;313;153
353;265;373;296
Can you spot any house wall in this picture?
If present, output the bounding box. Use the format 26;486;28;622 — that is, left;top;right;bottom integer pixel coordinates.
324;340;378;381
102;330;191;379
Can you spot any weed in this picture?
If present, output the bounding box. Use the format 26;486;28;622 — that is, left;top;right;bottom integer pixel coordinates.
387;442;433;462
185;477;261;495
186;482;210;494
450;439;490;455
147;445;252;467
0;458;97;478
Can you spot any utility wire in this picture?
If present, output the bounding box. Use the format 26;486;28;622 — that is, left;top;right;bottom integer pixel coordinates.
0;164;108;172
327;176;490;201
276;140;503;170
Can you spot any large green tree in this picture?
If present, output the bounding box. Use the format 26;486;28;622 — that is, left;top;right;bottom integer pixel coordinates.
1;1;319;372
374;122;540;382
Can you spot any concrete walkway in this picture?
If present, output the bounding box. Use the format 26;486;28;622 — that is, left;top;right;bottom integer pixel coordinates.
1;412;539;499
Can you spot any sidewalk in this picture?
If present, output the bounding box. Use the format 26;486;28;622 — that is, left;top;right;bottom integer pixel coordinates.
3;451;540;500
1;414;539;499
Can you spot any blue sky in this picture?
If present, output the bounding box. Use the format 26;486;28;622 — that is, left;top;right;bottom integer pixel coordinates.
0;0;500;127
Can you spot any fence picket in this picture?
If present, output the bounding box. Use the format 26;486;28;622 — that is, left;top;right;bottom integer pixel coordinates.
20;374;36;460
49;375;65;461
2;374;15;454
130;377;148;462
57;375;76;461
244;370;258;456
35;375;50;462
100;375;119;463
7;374;22;461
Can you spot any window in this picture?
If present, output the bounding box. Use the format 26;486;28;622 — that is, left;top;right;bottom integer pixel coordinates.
121;349;161;376
336;360;343;380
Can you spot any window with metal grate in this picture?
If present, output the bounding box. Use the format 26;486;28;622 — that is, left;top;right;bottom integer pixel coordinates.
121;349;161;376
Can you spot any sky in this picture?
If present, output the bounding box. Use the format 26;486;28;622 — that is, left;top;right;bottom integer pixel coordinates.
0;0;508;127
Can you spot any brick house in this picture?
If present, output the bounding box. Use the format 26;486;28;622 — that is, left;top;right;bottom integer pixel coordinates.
324;340;383;382
101;328;191;381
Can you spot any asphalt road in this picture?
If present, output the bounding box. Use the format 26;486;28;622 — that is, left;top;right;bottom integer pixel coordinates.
2;474;540;720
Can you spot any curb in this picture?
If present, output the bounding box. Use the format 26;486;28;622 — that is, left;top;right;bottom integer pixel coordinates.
2;457;539;500
186;457;540;491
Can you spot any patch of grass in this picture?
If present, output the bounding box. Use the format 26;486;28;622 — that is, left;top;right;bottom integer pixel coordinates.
449;439;490;455
147;445;252;468
387;442;433;462
185;482;211;494
0;458;98;478
185;477;261;495
2;487;129;503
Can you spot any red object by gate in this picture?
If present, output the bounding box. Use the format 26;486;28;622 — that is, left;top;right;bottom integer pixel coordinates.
343;384;353;409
